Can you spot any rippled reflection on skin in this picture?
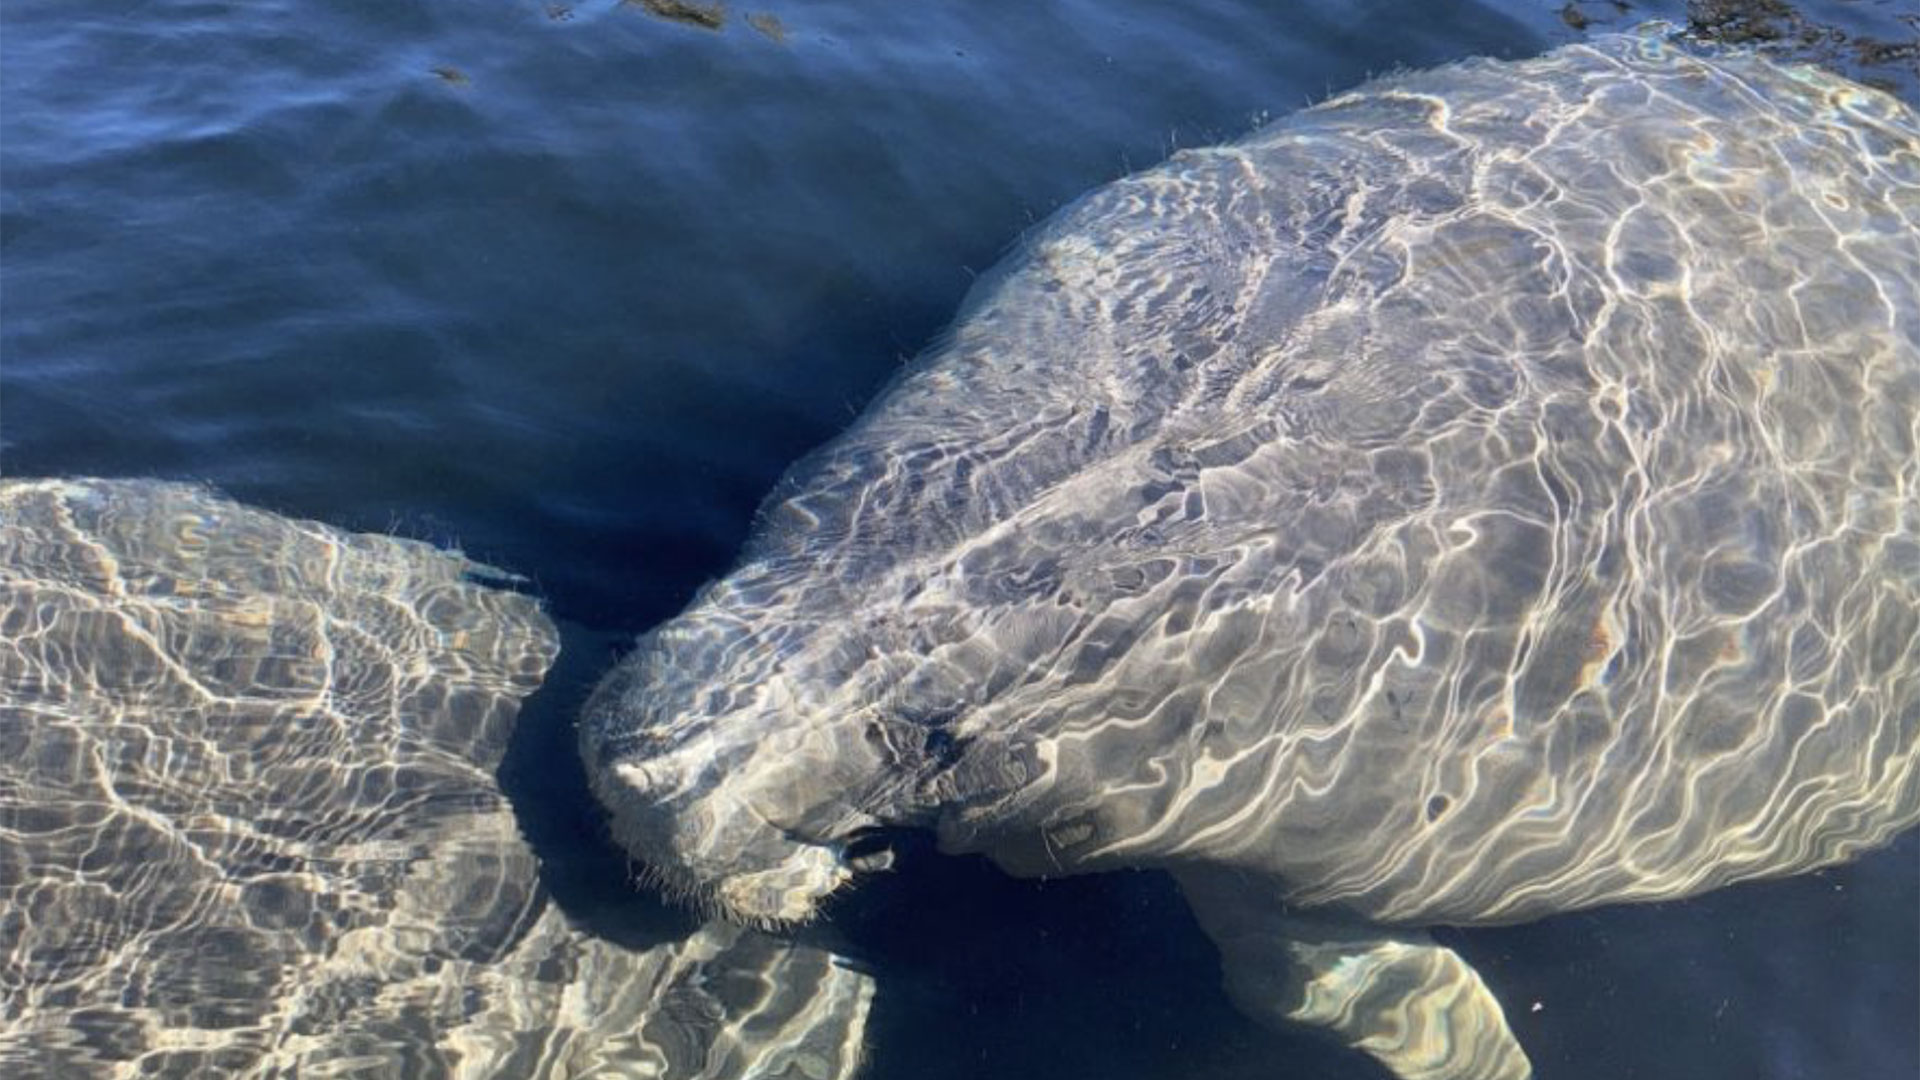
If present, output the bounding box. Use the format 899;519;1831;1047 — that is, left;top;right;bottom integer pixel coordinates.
584;28;1918;1080
0;479;871;1080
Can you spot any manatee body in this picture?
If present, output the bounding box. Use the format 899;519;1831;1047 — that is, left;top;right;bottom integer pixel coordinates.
0;478;872;1080
581;31;1920;1080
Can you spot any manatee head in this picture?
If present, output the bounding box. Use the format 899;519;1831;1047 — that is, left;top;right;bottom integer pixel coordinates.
579;546;1045;926
576;195;1271;921
580;572;873;924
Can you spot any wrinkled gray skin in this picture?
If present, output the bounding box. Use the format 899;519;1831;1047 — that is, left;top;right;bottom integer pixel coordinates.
582;30;1919;1080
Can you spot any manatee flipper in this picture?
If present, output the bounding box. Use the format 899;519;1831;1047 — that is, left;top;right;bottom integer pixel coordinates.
1177;869;1530;1080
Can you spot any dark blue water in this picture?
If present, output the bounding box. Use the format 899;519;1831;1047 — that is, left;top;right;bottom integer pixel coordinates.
4;2;1916;1078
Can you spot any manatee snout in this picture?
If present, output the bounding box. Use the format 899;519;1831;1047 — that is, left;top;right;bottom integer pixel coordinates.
579;610;888;926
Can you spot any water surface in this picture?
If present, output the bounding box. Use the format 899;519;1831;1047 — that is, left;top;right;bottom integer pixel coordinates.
3;1;1915;1077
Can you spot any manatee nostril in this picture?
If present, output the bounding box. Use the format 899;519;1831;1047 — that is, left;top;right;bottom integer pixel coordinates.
839;827;897;873
841;828;888;860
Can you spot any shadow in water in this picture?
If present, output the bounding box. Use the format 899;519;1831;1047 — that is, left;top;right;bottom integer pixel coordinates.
498;618;703;951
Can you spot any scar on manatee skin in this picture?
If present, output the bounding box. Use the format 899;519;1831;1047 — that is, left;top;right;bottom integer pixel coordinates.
429;66;469;87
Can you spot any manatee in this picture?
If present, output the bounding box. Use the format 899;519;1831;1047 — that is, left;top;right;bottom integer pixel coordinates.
579;30;1920;1080
0;478;872;1080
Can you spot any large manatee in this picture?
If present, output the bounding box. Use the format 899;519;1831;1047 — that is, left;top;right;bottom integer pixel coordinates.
579;29;1920;1080
0;478;871;1080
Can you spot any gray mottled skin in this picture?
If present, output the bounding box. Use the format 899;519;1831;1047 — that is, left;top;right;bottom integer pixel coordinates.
581;30;1920;1079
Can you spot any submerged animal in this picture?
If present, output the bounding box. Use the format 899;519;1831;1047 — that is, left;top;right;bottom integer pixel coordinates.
579;30;1920;1080
0;478;872;1079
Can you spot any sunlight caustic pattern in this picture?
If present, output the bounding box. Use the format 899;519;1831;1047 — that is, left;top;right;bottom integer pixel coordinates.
0;478;870;1080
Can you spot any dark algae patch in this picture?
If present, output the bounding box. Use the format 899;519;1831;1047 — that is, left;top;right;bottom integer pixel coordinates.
747;12;787;43
1683;0;1920;92
1567;1;1919;99
1559;2;1630;32
629;0;726;31
1689;0;1801;43
1859;38;1920;70
621;0;788;42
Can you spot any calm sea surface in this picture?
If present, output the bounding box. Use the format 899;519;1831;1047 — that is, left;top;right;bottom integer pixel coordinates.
4;1;1917;1077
